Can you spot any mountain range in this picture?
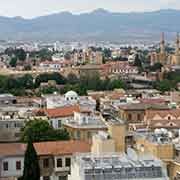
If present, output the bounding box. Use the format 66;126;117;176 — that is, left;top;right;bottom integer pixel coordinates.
1;9;180;41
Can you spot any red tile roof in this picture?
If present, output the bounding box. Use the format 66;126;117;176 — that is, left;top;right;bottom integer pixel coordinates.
145;109;180;119
0;143;26;156
34;140;91;156
139;98;166;105
34;105;80;118
0;140;91;156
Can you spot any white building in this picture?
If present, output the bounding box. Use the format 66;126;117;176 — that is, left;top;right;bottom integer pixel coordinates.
43;91;96;112
69;131;168;180
69;153;168;180
0;141;91;180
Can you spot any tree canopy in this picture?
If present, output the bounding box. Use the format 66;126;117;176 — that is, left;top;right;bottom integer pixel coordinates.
149;62;163;72
21;119;70;142
35;72;66;87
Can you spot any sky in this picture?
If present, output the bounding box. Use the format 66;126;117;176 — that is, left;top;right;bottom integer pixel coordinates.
0;0;180;18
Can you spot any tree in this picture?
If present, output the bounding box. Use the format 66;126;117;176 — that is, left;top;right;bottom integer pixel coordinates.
149;62;163;72
103;48;111;58
18;74;34;89
134;54;142;68
21;119;70;142
9;57;17;67
35;73;66;87
155;80;175;92
109;79;126;90
96;99;100;112
40;86;58;94
22;140;40;180
38;49;52;60
15;48;27;61
24;64;32;71
64;52;71;60
4;47;15;56
67;73;79;85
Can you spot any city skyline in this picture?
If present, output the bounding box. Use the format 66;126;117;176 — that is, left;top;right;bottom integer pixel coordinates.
0;0;180;18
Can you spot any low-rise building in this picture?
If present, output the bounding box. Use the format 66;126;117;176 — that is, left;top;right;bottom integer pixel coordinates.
0;141;91;180
33;105;80;129
63;112;107;142
69;153;168;180
43;91;96;112
144;109;180;130
135;130;174;163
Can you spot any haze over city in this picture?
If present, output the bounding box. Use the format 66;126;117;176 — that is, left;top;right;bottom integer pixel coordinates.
0;0;180;18
1;0;180;180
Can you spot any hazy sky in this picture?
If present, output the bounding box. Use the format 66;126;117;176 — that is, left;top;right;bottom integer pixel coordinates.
0;0;180;18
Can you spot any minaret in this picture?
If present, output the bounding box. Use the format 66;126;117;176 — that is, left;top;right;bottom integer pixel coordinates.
175;32;180;65
160;32;165;54
175;32;179;56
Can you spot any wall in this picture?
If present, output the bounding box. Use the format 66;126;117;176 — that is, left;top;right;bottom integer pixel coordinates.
0;156;24;178
107;123;126;153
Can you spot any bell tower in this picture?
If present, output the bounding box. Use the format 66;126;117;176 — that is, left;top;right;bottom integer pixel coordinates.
175;33;180;65
160;32;165;54
175;33;179;55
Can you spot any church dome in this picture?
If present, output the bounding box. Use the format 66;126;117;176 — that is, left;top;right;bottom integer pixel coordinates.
65;91;78;101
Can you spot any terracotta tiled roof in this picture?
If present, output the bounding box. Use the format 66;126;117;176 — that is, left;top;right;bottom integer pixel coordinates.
0;143;26;156
139;98;166;105
148;119;180;129
108;93;125;100
145;109;180;119
45;105;80;118
0;178;17;180
119;103;169;111
34;140;91;156
0;141;91;157
34;105;80;118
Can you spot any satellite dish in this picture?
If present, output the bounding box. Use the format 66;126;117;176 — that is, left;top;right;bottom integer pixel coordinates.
127;148;138;161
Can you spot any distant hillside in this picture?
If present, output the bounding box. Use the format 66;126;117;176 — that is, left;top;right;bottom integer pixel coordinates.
1;9;180;41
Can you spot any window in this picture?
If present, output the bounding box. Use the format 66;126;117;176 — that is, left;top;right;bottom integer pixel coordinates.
170;123;174;127
87;131;91;139
57;158;62;168
137;114;141;120
83;117;86;123
77;131;81;140
43;158;49;168
128;114;132;121
58;120;61;128
43;176;50;180
59;176;67;180
16;161;21;170
3;162;8;171
65;158;71;167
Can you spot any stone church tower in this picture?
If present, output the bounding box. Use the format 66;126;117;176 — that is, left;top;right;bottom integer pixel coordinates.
160;32;165;54
170;32;180;65
175;32;180;65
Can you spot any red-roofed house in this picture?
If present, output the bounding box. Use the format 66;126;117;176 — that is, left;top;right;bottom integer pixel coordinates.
0;141;90;180
144;109;180;129
33;105;80;129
